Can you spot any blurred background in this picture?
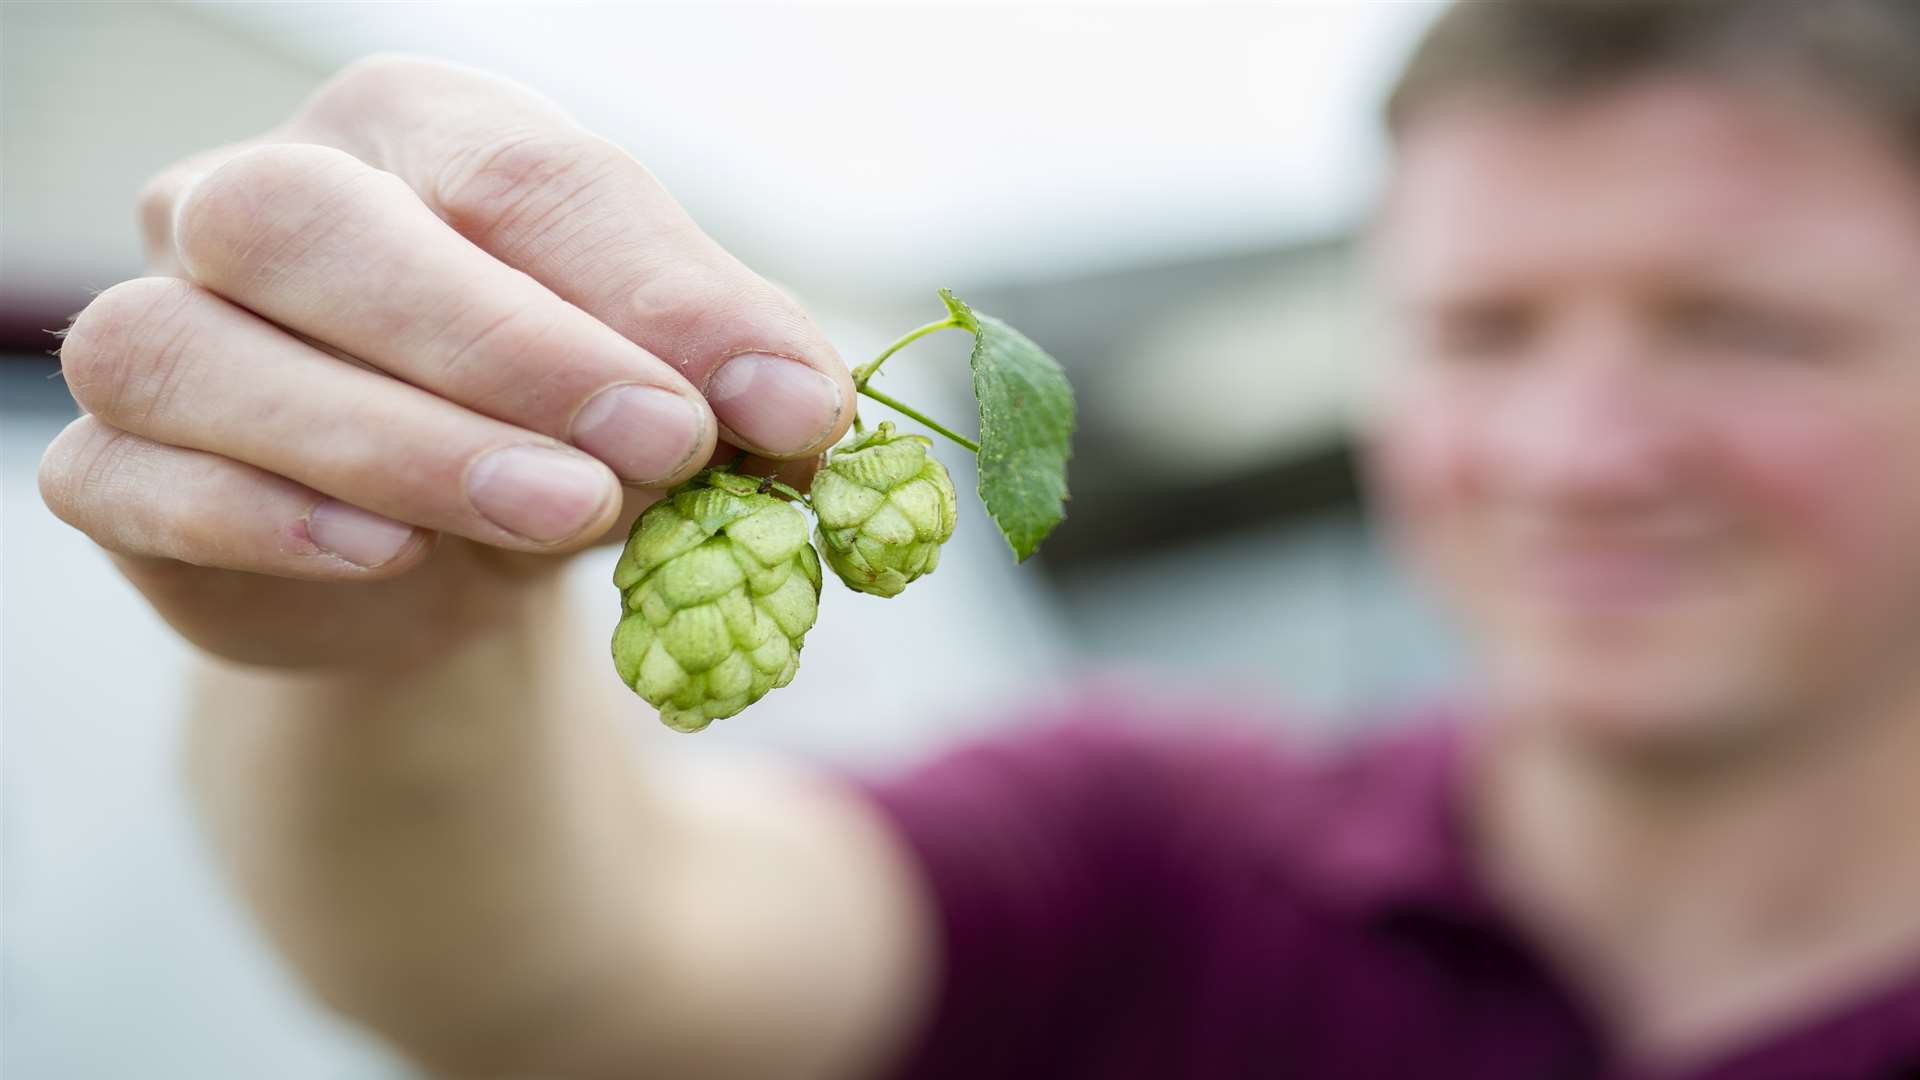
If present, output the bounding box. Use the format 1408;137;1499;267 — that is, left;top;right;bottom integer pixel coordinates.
2;2;1461;1075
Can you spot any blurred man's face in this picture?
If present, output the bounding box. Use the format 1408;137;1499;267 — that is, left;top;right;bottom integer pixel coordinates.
1369;78;1920;754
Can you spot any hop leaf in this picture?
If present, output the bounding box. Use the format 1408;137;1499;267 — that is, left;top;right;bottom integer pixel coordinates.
611;475;821;732
940;290;1074;562
813;422;959;597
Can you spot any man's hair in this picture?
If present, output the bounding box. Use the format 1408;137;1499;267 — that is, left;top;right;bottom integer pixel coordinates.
1387;0;1920;156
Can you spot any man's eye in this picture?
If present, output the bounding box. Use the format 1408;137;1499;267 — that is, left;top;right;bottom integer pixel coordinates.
1671;305;1830;362
1423;307;1535;362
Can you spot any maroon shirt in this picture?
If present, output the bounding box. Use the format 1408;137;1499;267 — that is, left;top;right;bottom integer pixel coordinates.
853;698;1920;1079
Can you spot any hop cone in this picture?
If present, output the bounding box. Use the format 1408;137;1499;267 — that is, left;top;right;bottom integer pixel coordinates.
812;423;958;598
612;475;821;732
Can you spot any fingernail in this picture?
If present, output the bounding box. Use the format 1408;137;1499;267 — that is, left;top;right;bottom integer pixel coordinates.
307;499;416;568
467;445;613;543
571;384;707;485
706;353;842;456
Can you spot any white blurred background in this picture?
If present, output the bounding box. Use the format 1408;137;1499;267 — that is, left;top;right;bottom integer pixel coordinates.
1;3;1460;1076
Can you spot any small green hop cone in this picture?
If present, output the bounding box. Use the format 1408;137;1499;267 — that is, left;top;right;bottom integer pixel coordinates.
812;422;959;598
611;474;821;732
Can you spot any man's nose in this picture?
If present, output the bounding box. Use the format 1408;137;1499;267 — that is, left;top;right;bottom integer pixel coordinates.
1490;337;1679;509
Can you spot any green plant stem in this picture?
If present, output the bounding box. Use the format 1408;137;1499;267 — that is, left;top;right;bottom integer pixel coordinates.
857;385;980;453
852;317;962;390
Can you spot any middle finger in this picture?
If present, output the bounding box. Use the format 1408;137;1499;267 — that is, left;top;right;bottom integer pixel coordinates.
169;142;717;488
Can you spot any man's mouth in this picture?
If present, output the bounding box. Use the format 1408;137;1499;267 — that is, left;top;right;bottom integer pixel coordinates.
1524;546;1696;612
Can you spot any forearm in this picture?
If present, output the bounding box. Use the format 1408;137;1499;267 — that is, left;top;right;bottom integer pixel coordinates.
185;574;665;1073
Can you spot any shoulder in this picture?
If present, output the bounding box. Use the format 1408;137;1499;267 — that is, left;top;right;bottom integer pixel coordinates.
850;685;1469;921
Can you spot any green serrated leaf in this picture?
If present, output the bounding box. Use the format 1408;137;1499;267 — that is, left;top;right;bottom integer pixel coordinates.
939;289;1074;561
938;288;980;332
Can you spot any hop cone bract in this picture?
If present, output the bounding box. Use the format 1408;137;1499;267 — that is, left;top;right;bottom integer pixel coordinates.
612;476;821;732
812;423;958;598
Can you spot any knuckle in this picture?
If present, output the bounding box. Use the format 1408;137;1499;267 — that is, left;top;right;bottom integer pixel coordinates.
298;54;568;162
433;128;634;249
630;264;814;364
135;170;182;253
626;264;741;349
38;416;139;534
36;417;91;524
137;142;264;260
61;278;202;422
173;143;379;286
428;301;567;394
301;54;468;139
325;52;450;98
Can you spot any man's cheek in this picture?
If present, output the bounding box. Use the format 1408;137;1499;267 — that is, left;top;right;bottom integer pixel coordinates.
1712;405;1912;610
1366;396;1477;533
1364;408;1497;626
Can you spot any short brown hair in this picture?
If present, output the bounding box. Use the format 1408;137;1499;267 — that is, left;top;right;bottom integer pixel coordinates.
1387;0;1920;157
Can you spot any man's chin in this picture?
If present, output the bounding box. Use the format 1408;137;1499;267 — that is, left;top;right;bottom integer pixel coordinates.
1482;652;1799;769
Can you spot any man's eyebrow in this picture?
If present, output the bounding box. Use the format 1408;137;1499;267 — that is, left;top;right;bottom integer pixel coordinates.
1398;290;1534;316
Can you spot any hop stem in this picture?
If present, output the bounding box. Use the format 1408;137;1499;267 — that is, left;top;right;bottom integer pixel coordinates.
846;312;980;453
856;386;980;453
852;317;963;390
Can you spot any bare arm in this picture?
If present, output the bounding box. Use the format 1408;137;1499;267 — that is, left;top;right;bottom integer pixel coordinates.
187;575;932;1078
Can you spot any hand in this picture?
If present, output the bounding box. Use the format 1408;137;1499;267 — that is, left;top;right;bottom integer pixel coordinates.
39;56;856;670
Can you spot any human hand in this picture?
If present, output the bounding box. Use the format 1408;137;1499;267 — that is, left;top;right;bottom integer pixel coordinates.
39;56;855;670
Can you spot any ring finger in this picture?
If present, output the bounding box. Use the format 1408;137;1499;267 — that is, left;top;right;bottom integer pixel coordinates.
39;415;433;578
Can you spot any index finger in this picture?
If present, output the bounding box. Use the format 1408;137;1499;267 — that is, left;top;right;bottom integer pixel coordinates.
288;55;856;460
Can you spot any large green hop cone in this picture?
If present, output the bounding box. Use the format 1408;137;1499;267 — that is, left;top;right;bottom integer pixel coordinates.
812;423;958;598
612;474;821;732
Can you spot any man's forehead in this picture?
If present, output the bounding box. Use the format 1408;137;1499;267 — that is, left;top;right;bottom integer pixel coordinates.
1377;78;1920;299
